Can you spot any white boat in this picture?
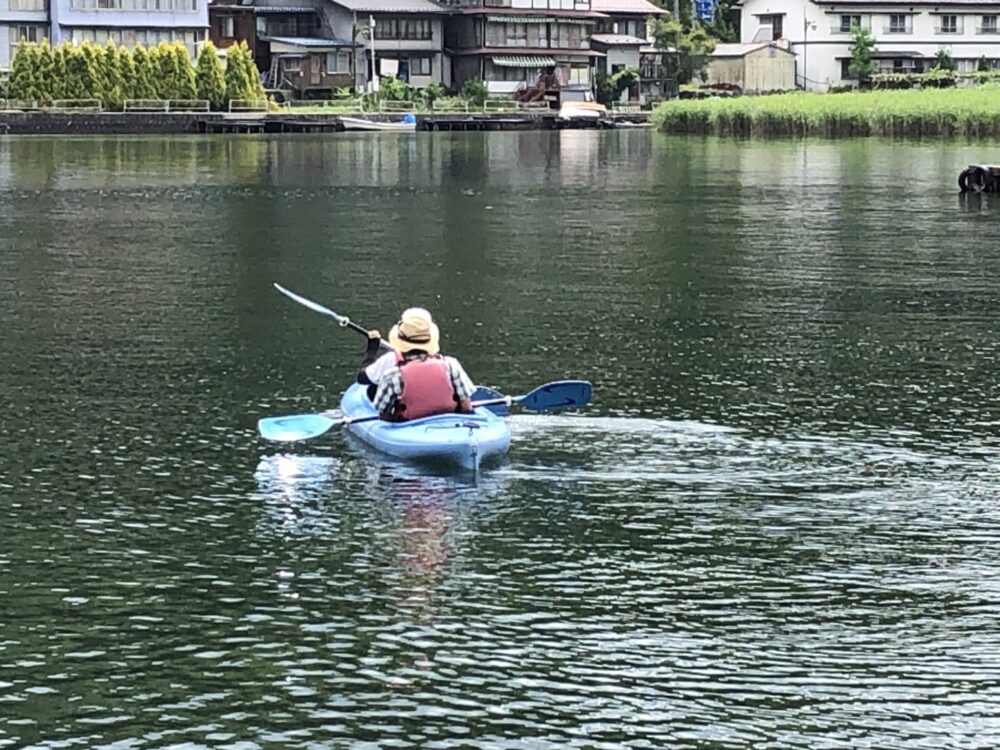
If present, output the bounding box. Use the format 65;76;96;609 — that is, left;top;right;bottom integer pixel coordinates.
557;89;608;121
340;115;417;132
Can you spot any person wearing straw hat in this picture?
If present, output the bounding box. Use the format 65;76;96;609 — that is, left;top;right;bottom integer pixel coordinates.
357;307;474;421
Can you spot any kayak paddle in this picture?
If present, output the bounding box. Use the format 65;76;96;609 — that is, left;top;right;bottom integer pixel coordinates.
258;380;592;443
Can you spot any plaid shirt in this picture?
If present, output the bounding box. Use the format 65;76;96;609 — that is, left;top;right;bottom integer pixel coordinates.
374;354;474;416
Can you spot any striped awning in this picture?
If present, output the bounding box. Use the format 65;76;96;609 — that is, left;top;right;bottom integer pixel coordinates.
491;55;557;67
487;15;550;23
485;15;595;24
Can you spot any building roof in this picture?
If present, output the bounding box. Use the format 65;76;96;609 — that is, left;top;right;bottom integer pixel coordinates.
590;0;667;14
590;33;647;45
253;6;317;12
492;55;558;67
813;0;1000;4
263;35;357;47
333;0;449;12
450;46;606;58
710;42;794;57
459;7;609;18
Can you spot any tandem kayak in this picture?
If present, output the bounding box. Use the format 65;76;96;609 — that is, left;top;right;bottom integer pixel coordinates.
338;383;511;472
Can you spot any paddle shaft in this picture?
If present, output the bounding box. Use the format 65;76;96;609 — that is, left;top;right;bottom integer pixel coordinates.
274;283;392;353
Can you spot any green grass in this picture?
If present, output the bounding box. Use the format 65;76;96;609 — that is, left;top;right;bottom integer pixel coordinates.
652;86;1000;138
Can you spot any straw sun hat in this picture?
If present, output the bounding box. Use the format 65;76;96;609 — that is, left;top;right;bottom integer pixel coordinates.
388;307;440;355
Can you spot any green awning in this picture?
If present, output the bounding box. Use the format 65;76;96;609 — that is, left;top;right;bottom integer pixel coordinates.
491;55;557;68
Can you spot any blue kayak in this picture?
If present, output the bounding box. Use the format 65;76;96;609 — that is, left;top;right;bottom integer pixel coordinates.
338;383;511;472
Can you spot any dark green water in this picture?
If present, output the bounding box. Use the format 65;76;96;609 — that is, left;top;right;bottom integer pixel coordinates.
2;132;999;749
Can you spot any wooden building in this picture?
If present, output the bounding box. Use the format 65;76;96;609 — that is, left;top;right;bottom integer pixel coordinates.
706;41;796;94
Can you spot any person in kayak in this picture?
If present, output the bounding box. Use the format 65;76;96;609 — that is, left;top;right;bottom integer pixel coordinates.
357;306;435;399
359;308;474;421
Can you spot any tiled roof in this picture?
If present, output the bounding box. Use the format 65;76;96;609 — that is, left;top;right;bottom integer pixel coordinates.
711;42;793;56
590;0;667;14
264;35;356;46
333;0;449;12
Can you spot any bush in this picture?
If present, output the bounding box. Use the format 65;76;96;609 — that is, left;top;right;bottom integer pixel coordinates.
421;80;447;107
461;77;488;106
378;75;410;102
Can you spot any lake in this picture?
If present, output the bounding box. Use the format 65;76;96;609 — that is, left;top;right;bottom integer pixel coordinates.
1;131;999;749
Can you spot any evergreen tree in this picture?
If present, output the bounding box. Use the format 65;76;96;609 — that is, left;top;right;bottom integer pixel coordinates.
35;39;54;103
50;44;68;101
978;55;991;73
153;42;177;99
225;41;266;104
172;42;197;100
195;41;226;110
79;41;105;100
847;24;877;85
102;41;124;110
8;41;32;101
931;49;957;72
131;45;158;100
117;43;137;102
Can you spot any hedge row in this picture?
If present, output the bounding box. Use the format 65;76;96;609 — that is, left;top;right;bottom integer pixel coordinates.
8;40;265;111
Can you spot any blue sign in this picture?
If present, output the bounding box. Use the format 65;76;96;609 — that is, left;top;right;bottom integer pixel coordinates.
695;0;715;22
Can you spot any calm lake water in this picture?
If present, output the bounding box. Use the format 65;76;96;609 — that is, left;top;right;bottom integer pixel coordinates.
1;132;1000;749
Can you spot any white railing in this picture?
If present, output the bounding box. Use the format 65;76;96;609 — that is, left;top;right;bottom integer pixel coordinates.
228;99;268;113
430;99;470;113
977;25;1000;34
124;99;210;112
483;98;518;113
612;102;642;113
378;100;416;113
50;99;102;112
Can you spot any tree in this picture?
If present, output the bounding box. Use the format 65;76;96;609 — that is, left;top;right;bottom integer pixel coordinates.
596;67;640;105
79;41;105;100
650;18;717;85
131;45;159;100
35;40;54;103
9;42;38;101
49;44;68;101
116;43;137;102
931;49;957;72
102;41;125;110
847;23;877;85
195;41;226;110
978;55;991;72
705;1;739;43
225;41;266;104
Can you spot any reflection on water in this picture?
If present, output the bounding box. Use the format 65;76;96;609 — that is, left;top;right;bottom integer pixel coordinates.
2;132;1000;749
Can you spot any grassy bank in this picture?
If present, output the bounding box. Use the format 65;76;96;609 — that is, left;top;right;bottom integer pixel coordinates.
652;86;1000;138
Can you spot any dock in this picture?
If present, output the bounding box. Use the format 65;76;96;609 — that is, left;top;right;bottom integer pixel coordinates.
0;110;649;136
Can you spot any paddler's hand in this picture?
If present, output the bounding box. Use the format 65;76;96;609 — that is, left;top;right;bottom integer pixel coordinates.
366;330;382;354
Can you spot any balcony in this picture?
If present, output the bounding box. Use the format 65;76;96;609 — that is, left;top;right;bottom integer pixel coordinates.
883;26;912;34
830;24;870;34
977;25;1000;34
934;26;963;34
0;0;47;9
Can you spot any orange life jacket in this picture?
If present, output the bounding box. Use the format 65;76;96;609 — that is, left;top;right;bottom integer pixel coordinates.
394;353;456;421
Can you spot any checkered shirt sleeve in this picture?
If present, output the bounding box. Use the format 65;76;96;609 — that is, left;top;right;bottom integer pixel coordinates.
446;357;475;401
373;365;403;414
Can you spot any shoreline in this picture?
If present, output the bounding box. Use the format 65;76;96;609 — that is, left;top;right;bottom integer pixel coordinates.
0;111;650;136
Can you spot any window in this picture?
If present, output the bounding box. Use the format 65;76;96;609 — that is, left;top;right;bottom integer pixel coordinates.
839;15;861;33
982;15;999;33
887;14;909;33
327;50;351;74
70;0;196;8
409;56;431;76
840;59;853;80
376;18;433;41
759;14;783;40
939;15;959;33
221;16;234;38
282;57;301;72
9;0;46;10
568;64;589;85
506;23;527;47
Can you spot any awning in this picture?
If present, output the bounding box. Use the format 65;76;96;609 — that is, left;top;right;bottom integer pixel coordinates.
491;55;557;67
487;15;550;23
485;15;595;24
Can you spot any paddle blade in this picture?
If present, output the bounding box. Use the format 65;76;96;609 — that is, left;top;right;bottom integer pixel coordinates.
273;283;346;324
518;380;592;411
472;386;509;417
258;413;337;442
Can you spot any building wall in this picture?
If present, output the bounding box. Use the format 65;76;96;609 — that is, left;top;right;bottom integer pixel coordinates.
604;46;638;70
741;0;1000;90
1;0;49;68
744;46;795;91
706;55;745;88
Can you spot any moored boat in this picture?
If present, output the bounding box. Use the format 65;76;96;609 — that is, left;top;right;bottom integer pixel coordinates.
340;114;417;132
338;382;511;472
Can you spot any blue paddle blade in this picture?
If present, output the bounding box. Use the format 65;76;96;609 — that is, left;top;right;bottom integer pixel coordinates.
518;380;592;411
258;413;337;442
472;386;509;416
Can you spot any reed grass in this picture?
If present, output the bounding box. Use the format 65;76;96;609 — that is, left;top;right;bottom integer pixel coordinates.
652;86;1000;138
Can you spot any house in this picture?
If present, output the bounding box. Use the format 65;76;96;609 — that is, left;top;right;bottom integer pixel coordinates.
2;0;48;69
706;40;796;92
589;0;665;99
321;0;450;89
739;0;1000;91
49;0;210;56
444;0;608;96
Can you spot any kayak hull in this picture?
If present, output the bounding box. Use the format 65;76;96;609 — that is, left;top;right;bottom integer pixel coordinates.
339;383;511;472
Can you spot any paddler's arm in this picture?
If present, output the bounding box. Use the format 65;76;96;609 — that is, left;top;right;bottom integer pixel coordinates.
450;358;475;414
356;330;382;384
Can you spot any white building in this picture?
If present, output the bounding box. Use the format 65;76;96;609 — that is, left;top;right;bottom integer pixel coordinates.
1;0;48;69
739;0;1000;91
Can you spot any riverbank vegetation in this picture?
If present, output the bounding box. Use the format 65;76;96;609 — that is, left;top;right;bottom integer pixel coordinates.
6;40;265;110
653;86;1000;137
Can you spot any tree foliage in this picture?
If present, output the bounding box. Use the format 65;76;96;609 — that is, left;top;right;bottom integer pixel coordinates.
195;41;227;110
931;49;957;72
224;41;266;104
847;24;877;84
649;18;717;85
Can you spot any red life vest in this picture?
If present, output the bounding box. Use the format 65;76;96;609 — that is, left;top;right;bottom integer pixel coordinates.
394;353;457;421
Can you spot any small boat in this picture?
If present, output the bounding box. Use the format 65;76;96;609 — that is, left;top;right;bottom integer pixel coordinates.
338;383;511;472
339;114;417;132
557;90;607;121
